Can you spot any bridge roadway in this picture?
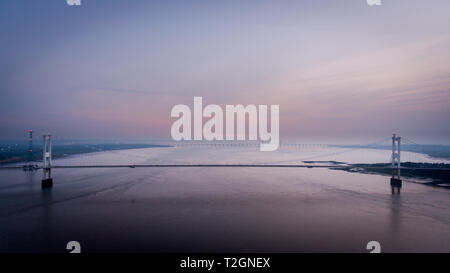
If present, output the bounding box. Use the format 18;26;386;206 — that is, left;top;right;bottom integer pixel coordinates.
1;164;450;171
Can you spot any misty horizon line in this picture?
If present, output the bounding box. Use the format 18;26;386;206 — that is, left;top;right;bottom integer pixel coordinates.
1;137;450;146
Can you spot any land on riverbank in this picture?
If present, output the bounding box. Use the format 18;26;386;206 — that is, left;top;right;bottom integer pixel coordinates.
304;161;450;187
0;141;171;165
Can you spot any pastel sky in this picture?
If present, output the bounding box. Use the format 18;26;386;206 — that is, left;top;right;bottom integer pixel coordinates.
1;0;449;143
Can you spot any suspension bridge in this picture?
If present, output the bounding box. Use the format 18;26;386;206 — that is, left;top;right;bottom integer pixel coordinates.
1;133;449;192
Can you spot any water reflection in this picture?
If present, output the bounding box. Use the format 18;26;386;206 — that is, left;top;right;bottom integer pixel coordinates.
41;187;53;245
389;191;402;232
390;178;402;195
25;168;39;190
391;185;401;195
388;184;403;251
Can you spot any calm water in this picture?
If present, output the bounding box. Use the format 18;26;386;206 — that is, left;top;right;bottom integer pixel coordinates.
0;146;449;252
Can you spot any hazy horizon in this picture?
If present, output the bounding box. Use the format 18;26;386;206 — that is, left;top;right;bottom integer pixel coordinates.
2;135;450;146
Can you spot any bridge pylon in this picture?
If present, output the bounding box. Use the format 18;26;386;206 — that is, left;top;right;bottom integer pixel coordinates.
390;133;402;194
42;134;53;189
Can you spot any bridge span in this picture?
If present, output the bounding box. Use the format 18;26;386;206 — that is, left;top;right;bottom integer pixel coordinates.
2;164;449;171
2;134;447;193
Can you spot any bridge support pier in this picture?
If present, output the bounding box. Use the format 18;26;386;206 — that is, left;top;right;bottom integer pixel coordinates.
42;177;53;189
42;134;53;189
390;177;402;194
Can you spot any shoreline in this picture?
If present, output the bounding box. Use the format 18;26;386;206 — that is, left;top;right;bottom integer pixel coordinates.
320;161;450;188
0;143;173;166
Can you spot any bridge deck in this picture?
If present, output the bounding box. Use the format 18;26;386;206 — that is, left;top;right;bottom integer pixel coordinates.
1;164;450;171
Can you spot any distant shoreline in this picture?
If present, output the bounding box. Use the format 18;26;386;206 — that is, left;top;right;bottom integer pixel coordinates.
334;144;450;161
304;161;450;188
0;143;172;165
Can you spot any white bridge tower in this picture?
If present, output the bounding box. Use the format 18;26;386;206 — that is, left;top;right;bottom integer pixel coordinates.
42;134;53;188
390;133;402;194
